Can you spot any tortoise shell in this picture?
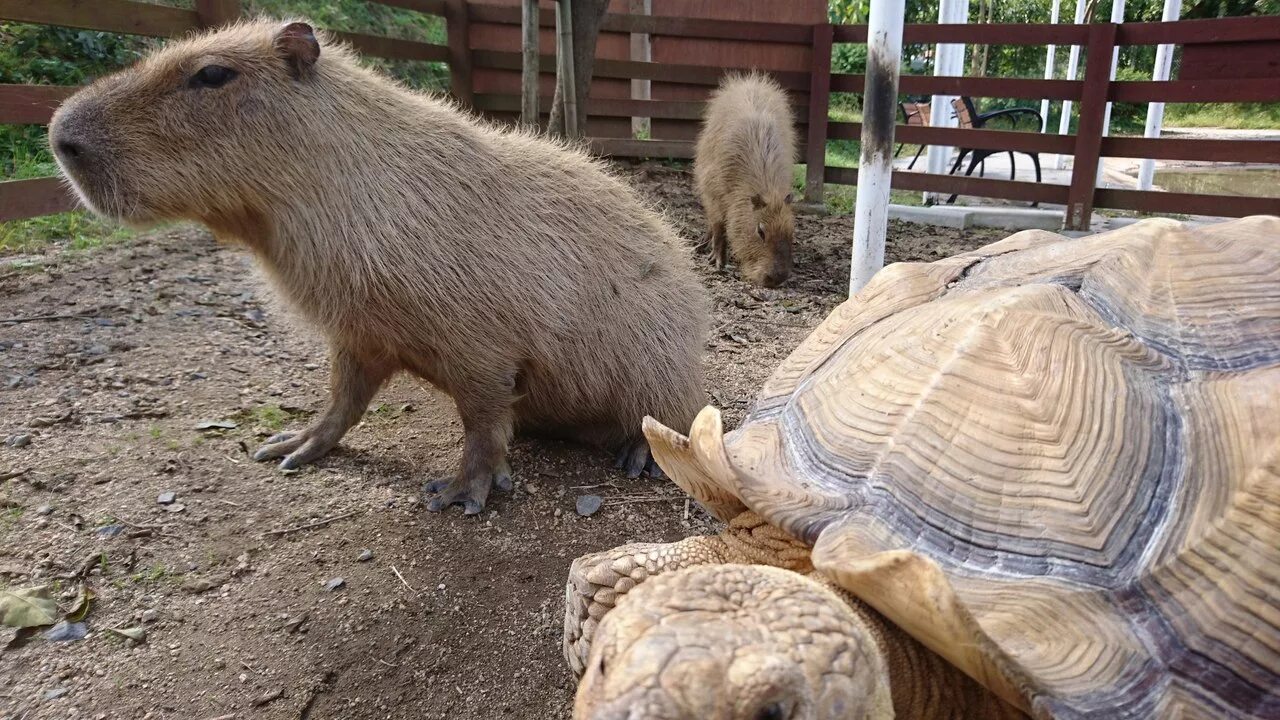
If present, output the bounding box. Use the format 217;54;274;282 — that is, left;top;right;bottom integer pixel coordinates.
646;216;1280;718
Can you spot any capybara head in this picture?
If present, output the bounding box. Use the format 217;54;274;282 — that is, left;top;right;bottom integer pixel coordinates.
732;190;794;288
49;20;326;227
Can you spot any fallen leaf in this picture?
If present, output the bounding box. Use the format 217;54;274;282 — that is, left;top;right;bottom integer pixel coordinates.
65;586;94;622
109;626;146;643
194;419;237;430
0;586;59;628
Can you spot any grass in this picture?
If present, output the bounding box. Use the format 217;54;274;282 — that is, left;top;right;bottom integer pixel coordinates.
1166;103;1280;131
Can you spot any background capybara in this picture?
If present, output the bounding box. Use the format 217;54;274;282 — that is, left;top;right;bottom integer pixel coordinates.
48;19;708;515
693;72;798;287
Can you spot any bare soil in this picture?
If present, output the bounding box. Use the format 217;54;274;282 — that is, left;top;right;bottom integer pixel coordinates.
0;163;1003;720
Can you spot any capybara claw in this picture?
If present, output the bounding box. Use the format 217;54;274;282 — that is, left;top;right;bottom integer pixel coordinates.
424;471;498;514
614;439;658;479
253;428;336;469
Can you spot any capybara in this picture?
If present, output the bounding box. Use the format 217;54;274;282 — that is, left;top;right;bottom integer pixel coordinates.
49;19;708;515
693;72;798;287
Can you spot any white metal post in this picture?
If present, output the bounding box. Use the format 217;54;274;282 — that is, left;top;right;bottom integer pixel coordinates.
1040;0;1062;133
1098;0;1127;184
1138;0;1182;190
851;0;906;294
1055;0;1087;169
924;0;967;203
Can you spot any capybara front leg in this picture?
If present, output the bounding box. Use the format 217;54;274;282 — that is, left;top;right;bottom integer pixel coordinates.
424;385;514;515
253;346;395;469
709;221;728;270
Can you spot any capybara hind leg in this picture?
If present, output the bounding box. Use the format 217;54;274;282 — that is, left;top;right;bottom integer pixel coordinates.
253;347;395;469
425;387;514;515
613;438;663;480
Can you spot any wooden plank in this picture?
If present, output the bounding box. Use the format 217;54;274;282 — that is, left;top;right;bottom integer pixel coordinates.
194;0;240;27
1065;22;1117;231
589;138;695;158
371;0;448;16
804;23;833;203
831;74;1084;101
833;25;868;43
476;94;705;119
1179;41;1280;82
0;84;75;125
0;0;199;37
1095;188;1280;218
828;121;1077;155
1109;78;1280;104
466;3;812;43
903;22;1089;45
1117;15;1280;46
0;177;79;222
1101;136;1280;164
823;166;1069;205
446;0;473;105
472;50;810;89
331;31;449;62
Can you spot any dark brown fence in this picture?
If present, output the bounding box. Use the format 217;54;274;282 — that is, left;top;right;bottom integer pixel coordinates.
815;16;1280;228
3;1;1279;229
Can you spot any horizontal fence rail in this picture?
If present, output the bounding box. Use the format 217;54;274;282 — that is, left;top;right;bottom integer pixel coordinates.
1;4;1278;228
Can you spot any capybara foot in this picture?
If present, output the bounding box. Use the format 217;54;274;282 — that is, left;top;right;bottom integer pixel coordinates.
613;439;664;480
424;460;512;515
252;427;339;470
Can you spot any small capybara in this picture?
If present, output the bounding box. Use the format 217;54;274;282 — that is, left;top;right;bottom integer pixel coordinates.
694;72;798;287
49;19;708;515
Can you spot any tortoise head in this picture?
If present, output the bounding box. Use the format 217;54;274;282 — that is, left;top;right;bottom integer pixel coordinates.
572;564;893;720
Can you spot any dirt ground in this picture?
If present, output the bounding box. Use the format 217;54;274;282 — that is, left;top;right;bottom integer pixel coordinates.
0;163;1003;720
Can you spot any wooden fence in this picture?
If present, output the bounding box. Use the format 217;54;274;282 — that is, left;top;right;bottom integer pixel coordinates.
814;16;1280;228
2;1;1279;229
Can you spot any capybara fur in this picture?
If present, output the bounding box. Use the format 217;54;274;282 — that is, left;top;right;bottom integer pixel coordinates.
49;19;709;515
693;72;797;287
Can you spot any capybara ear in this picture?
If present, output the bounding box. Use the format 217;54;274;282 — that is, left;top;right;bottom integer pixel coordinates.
784;192;794;204
275;22;320;80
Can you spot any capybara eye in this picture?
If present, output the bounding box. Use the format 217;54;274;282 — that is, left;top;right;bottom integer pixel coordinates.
756;223;766;239
189;65;238;89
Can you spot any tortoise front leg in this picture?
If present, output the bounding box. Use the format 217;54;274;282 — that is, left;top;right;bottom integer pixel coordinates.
563;534;735;676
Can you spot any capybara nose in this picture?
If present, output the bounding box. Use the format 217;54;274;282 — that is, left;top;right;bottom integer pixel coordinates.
55;139;84;163
762;270;789;288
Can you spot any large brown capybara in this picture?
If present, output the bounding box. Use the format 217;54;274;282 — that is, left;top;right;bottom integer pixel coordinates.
694;72;798;287
49;20;708;515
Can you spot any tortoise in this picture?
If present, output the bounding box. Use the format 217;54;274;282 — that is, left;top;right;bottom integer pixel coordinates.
563;216;1280;720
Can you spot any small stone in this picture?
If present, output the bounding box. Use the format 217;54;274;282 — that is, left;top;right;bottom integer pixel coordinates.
283;612;308;633
181;575;226;594
575;495;603;517
161;503;186;513
525;482;539;495
357;549;374;562
140;609;159;624
156;492;177;505
44;687;69;701
44;621;88;642
323;577;345;592
5;434;31;448
96;524;125;538
437;583;446;591
36;505;54;516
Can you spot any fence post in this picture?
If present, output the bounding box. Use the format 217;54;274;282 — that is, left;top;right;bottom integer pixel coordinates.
446;0;474;107
803;23;833;204
194;0;240;28
1064;22;1116;231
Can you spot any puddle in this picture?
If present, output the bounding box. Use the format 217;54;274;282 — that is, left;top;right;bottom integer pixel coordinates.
1153;166;1280;197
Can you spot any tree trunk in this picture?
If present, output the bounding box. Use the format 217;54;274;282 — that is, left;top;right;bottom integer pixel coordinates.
549;0;610;137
